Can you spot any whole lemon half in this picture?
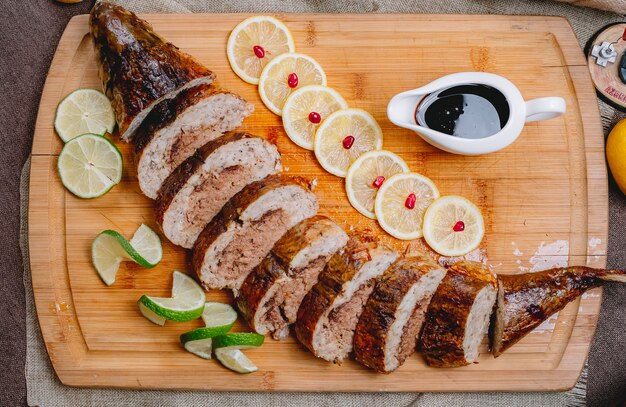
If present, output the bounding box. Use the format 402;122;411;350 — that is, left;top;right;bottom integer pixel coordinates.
606;118;626;195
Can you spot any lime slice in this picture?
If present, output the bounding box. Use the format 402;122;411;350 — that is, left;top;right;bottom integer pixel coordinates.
91;224;162;285
180;326;232;359
92;231;132;285
181;326;232;344
215;348;258;373
212;333;265;351
138;271;206;323
202;302;238;329
129;224;163;267
179;303;237;359
58;133;122;199
55;89;116;142
138;301;166;326
182;338;213;360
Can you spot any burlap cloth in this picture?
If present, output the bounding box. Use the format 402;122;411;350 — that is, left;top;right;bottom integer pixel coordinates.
4;0;626;406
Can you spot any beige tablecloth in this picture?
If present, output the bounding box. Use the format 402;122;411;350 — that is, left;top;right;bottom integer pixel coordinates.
21;0;625;406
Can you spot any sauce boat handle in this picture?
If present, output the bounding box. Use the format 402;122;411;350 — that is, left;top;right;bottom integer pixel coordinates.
524;97;566;123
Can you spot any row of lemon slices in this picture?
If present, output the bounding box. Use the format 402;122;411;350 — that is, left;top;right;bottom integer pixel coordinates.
226;16;483;256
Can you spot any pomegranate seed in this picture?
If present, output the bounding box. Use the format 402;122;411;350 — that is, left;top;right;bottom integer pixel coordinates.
252;45;265;58
405;193;416;209
287;72;299;88
453;221;465;232
372;176;385;188
342;135;355;149
308;111;321;124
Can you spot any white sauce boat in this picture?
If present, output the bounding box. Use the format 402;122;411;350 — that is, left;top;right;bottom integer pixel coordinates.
387;72;566;155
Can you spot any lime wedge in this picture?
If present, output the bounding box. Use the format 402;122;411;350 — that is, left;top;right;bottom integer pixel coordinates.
202;302;238;330
181;326;232;344
55;89;116;142
138;271;205;323
212;333;265;351
92;231;132;285
183;338;213;359
215;348;258;373
180;326;232;359
180;303;237;359
58;133;122;199
91;224;162;285
138;301;166;326
129;224;163;267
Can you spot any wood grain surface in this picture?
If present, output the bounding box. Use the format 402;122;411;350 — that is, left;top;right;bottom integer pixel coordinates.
28;13;607;392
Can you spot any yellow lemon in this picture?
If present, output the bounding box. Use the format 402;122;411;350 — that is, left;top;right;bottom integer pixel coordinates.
422;196;484;256
606;118;626;195
374;172;439;240
227;16;295;85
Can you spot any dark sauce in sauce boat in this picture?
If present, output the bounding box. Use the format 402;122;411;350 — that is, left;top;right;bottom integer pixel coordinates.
414;84;510;139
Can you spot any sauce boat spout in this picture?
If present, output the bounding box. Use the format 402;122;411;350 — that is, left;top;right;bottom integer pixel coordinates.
386;88;425;132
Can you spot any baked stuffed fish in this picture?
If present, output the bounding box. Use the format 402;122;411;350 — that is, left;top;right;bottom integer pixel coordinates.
353;254;446;373
89;2;215;141
418;260;497;368
192;175;319;291
295;233;398;363
237;216;348;340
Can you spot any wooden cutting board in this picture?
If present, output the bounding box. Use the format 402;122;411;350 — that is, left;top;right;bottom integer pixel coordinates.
29;13;607;392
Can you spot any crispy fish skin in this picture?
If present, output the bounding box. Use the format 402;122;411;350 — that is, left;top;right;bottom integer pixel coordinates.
89;2;215;140
236;253;287;334
418;260;497;368
492;267;626;357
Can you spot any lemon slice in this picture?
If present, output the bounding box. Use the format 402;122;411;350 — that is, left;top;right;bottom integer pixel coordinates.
258;53;326;115
282;85;348;150
227;16;295;85
374;172;440;240
91;224;162;286
422;195;485;256
138;271;206;324
55;89;115;142
57;133;122;199
345;150;409;219
314;108;383;177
